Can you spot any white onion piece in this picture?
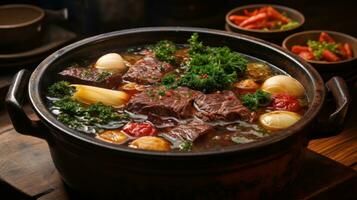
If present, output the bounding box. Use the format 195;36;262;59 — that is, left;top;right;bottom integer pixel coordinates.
259;111;301;131
261;75;305;97
71;84;130;107
95;53;127;73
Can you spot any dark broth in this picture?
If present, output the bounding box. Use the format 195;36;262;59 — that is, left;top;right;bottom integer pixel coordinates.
47;42;307;152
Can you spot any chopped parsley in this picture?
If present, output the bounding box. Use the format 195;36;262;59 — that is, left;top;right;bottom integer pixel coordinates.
307;40;340;60
152;40;177;64
241;90;271;111
48;81;76;98
158;89;166;96
159;33;248;93
279;21;300;30
179;140;193;151
96;71;112;81
52;95;128;133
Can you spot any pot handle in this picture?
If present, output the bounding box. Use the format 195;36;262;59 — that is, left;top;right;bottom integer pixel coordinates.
44;8;68;23
312;76;350;138
5;69;47;140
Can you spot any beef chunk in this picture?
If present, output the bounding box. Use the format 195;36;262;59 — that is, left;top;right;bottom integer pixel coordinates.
194;91;254;122
126;86;201;119
123;56;174;84
59;67;122;89
159;121;213;148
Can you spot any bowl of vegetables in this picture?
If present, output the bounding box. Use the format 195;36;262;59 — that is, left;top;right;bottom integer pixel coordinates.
283;30;357;81
225;4;304;43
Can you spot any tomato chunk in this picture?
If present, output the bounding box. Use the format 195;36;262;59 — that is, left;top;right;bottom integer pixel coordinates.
123;122;157;137
319;32;335;43
291;45;311;54
272;94;301;112
322;50;340;62
298;51;315;61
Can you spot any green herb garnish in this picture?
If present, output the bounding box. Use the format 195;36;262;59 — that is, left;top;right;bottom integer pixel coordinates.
307;40;340;59
48;81;76;98
52;96;128;133
161;73;176;86
179;64;237;93
241;90;271;111
158;89;166;96
279;21;300;30
96;71;112;81
152;40;177;64
179;140;193;151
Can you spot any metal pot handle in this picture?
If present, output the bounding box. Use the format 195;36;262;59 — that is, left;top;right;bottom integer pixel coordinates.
5;69;47;140
311;76;350;138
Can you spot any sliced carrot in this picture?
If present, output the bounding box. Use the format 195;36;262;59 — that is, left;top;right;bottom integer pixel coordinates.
239;12;268;27
229;15;249;25
244;9;258;16
266;6;290;24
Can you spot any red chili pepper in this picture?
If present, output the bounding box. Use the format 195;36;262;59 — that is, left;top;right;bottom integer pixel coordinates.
322;49;340;62
266;6;290;24
272;94;301;112
319;32;335;43
343;43;353;59
123;122;157;137
298;51;315;61
239;12;268;27
291;45;311;54
229;15;249;25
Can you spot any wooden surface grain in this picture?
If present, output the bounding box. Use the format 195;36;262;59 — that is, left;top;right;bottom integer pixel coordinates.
308;88;357;170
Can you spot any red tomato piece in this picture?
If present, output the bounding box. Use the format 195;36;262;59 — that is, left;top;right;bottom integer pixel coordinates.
298;51;315;60
322;50;340;62
291;45;311;54
343;43;353;59
123;122;157;137
319;32;335;43
272;94;301;112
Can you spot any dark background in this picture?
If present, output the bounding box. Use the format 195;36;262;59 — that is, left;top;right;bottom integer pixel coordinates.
1;0;356;37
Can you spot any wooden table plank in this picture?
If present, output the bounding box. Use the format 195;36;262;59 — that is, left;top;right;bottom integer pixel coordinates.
0;129;61;197
308;88;357;170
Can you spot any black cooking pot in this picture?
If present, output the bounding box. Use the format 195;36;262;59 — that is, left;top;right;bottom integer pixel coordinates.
5;27;350;199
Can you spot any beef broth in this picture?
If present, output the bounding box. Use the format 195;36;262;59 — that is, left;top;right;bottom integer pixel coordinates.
48;34;307;152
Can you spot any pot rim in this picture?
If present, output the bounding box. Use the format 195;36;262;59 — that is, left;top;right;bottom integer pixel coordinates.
28;27;325;157
0;4;45;29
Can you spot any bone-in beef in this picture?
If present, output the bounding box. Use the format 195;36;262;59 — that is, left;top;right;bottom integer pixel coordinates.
194;90;254;122
126;86;201;119
59;67;122;89
123;56;174;84
159;121;213;148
